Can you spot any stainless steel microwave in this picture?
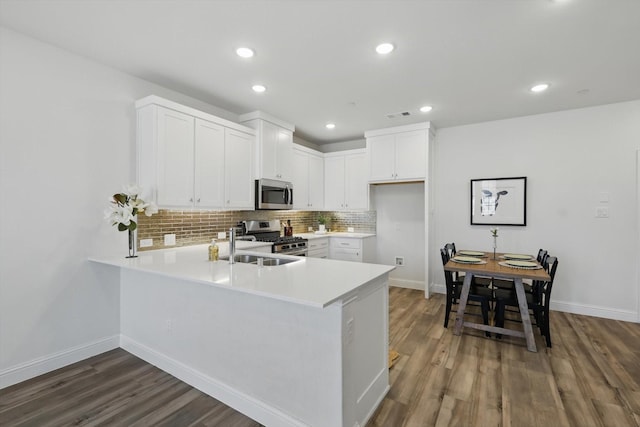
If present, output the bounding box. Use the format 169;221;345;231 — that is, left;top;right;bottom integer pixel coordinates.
255;178;293;210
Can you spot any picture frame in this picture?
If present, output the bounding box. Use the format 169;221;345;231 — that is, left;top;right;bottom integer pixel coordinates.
470;177;527;226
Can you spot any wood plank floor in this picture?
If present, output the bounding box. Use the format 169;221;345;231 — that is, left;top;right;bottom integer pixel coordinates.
1;287;639;426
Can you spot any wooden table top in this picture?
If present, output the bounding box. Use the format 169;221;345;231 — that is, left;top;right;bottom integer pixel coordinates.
444;251;551;281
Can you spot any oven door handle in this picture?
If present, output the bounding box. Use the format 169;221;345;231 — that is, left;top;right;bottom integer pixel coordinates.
288;187;293;206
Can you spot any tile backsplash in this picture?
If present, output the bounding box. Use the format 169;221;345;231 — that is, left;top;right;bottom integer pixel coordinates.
137;209;376;251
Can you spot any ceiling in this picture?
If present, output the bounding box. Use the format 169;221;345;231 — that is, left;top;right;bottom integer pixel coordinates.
1;0;639;144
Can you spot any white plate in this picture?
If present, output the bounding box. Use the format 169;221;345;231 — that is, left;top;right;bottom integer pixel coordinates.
505;260;538;268
458;250;485;257
503;253;533;260
452;256;483;264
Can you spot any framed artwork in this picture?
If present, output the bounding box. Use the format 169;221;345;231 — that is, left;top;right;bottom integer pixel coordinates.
470;177;527;226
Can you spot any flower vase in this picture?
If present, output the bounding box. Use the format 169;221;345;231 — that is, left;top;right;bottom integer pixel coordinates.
319;224;326;233
127;229;137;258
493;236;497;260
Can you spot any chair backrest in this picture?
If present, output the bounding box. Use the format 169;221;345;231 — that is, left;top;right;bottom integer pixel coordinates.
444;243;457;259
537;249;548;264
440;247;450;265
440;248;456;291
541;256;558;307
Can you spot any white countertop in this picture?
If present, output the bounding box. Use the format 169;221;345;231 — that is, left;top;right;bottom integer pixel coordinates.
296;232;376;239
90;242;393;308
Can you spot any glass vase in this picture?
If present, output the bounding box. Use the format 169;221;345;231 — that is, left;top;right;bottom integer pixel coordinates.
127;228;137;258
493;236;497;260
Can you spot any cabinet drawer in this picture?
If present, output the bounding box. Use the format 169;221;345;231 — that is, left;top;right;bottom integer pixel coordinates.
330;238;361;249
308;248;329;258
330;247;362;262
309;238;329;250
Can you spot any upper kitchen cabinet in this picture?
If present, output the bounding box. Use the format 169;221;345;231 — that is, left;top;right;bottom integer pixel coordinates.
136;95;256;210
324;149;368;210
365;122;434;182
291;145;324;210
238;111;295;182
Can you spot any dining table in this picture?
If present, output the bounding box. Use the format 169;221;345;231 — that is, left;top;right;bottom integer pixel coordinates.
444;251;551;352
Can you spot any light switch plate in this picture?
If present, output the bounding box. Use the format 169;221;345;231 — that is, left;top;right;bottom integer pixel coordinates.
217;231;226;240
347;227;354;232
164;233;176;246
140;238;153;248
596;207;609;218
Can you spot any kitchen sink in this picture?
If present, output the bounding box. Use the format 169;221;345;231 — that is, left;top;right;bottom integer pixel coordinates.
221;254;300;266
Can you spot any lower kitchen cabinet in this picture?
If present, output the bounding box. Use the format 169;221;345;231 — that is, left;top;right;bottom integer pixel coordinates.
307;237;329;258
329;236;375;263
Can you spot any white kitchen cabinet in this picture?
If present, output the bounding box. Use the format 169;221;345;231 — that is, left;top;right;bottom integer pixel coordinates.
292;145;324;210
155;107;195;207
307;237;329;258
136;96;255;210
224;128;255;209
324;150;368;210
238;111;294;181
194;119;225;207
365;123;431;182
329;236;376;263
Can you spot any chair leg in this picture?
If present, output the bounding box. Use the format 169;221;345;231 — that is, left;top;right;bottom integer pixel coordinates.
495;301;505;339
544;310;552;348
481;299;491;337
444;293;452;328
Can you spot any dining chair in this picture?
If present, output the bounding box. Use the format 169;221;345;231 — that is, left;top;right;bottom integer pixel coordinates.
494;256;558;347
440;248;492;336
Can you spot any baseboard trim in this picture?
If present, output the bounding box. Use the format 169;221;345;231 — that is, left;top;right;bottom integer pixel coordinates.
430;283;446;295
550;300;638;323
0;335;119;389
429;282;638;323
120;335;308;427
389;278;424;291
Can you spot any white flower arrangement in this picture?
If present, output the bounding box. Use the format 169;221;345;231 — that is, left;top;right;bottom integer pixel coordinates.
105;184;158;232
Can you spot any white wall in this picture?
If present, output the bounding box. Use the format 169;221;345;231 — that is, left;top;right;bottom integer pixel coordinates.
432;100;640;321
0;27;240;387
370;183;425;289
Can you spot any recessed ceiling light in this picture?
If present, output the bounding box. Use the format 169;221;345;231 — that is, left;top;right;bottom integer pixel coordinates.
252;84;266;93
326;123;336;129
419;105;433;113
375;43;394;55
236;47;254;58
530;83;550;93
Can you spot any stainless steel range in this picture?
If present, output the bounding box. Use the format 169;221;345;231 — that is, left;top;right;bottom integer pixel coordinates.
243;220;308;256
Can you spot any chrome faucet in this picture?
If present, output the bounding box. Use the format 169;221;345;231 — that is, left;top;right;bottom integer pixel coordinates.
229;227;237;264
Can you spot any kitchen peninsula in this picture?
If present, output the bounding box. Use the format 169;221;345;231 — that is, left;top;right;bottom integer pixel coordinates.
90;243;394;427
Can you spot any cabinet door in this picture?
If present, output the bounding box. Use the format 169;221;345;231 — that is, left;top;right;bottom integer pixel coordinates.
259;121;279;180
307;153;324;209
324;156;345;210
291;148;309;209
345;153;368;209
194;119;225;208
367;134;396;181
224;129;254;209
157;107;195;207
276;128;293;180
395;130;427;179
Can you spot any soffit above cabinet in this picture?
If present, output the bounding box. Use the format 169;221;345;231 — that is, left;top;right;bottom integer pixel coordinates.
136;95;256;136
364;121;433;139
238;111;295;132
